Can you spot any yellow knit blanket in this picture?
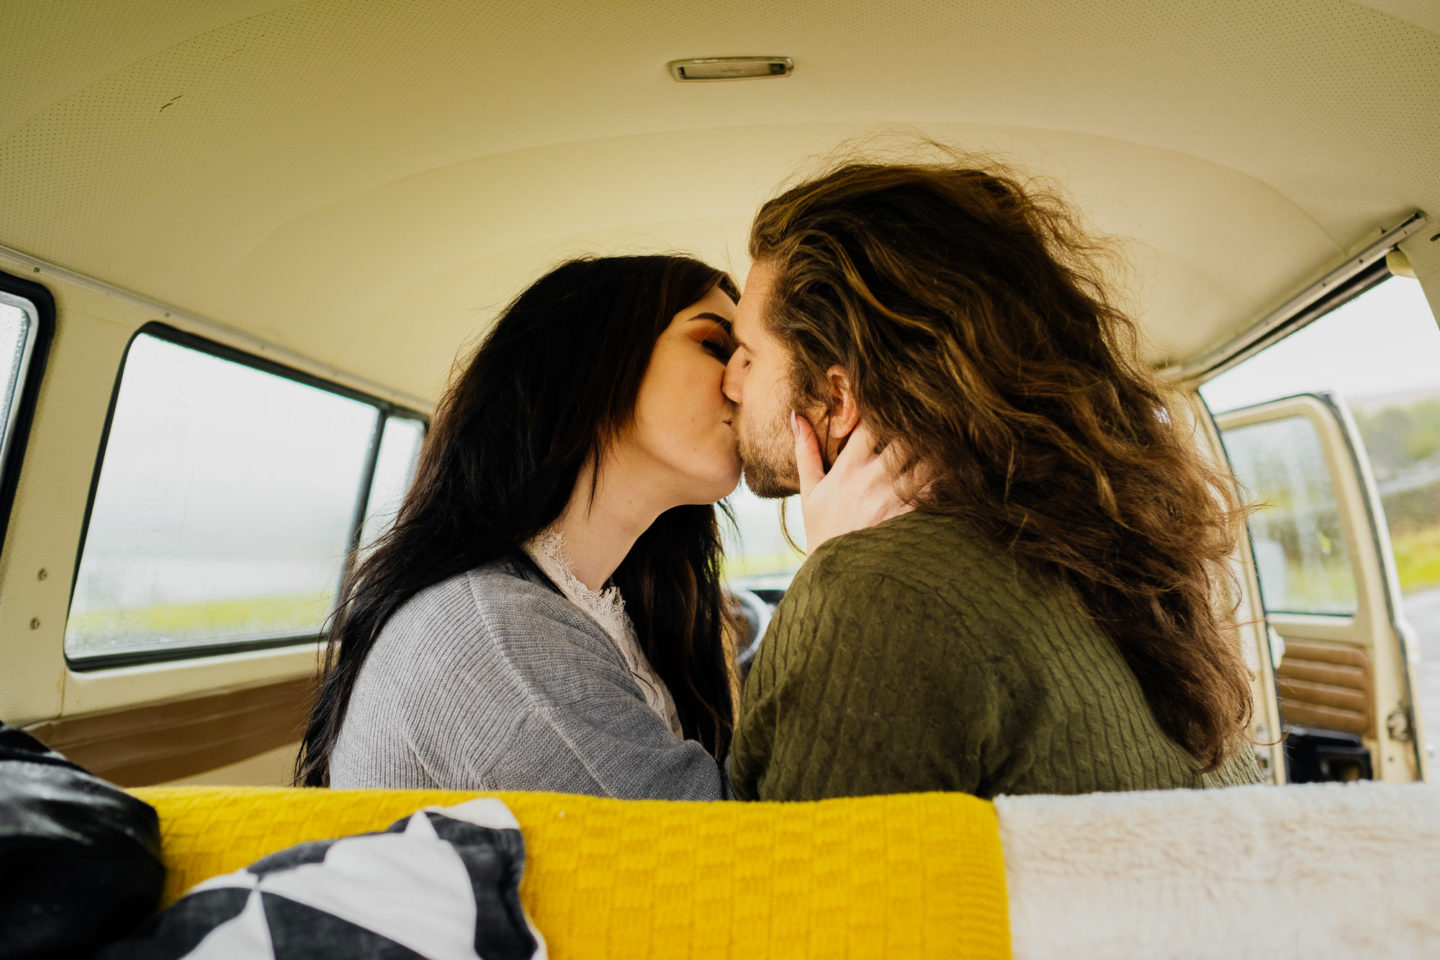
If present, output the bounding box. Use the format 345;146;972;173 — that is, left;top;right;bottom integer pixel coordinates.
130;786;1009;959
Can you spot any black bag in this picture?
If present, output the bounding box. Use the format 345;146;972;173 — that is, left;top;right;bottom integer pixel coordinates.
0;722;164;959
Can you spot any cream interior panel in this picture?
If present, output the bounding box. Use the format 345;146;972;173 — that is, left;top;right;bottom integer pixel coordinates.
0;0;297;140
342;216;759;401
61;646;321;718
0;262;138;724
1398;229;1440;333
1350;0;1440;35
154;741;299;788
211;123;1343;400
1183;394;1285;782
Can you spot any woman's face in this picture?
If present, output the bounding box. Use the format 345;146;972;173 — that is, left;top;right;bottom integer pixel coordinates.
623;284;742;506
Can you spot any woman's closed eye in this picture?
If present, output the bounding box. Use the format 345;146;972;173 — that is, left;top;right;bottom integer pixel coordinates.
700;332;735;362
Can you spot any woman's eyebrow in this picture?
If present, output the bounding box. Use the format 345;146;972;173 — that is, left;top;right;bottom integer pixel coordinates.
688;312;754;352
688;312;732;333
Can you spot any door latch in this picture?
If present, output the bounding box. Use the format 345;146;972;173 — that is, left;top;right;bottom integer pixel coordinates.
1386;705;1413;743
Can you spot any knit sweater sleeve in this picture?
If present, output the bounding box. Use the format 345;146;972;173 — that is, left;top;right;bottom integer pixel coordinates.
475;592;726;800
731;548;1005;801
333;568;724;800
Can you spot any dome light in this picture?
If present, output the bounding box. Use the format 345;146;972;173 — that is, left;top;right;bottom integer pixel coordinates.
667;57;793;81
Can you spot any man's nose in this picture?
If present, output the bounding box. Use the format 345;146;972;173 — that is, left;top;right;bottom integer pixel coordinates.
722;353;744;403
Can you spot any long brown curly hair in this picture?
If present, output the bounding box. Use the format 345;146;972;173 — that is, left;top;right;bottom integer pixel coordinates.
750;156;1252;770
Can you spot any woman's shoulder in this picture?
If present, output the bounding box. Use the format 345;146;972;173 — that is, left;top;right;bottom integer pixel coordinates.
380;554;539;617
379;555;623;666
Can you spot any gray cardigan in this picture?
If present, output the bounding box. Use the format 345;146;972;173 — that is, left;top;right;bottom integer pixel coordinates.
329;555;725;799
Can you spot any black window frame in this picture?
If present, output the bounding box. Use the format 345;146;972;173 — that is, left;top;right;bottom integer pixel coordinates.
1193;259;1392;388
67;321;428;671
0;269;56;558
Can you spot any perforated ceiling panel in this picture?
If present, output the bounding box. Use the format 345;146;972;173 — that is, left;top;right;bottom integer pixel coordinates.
0;0;1436;398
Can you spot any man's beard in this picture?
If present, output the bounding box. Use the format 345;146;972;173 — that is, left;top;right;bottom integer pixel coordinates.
737;407;799;498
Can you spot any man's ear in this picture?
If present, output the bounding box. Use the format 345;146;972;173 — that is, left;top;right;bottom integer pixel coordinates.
824;365;860;439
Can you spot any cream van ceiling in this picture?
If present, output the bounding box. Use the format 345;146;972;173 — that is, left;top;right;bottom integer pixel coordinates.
1;0;1437;401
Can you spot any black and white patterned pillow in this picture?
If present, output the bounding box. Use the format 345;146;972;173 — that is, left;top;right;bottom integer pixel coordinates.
100;798;545;960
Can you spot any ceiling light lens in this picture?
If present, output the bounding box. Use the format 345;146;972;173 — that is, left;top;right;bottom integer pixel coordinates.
668;57;793;81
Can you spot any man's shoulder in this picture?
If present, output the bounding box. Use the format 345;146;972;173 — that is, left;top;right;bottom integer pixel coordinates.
794;510;1007;595
780;510;1074;644
750;513;1026;712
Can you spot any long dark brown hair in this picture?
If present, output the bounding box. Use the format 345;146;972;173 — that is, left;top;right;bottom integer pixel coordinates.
750;156;1252;770
295;255;740;786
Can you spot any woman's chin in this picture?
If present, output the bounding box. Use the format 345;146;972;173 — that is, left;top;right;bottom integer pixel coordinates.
686;469;742;506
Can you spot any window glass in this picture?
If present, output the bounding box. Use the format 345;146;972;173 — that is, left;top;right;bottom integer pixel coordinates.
0;296;37;473
1200;274;1440;763
1219;415;1357;615
721;482;805;591
357;414;426;550
67;334;381;660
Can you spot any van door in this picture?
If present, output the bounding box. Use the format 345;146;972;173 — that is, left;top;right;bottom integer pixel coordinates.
1196;267;1440;784
1215;393;1426;783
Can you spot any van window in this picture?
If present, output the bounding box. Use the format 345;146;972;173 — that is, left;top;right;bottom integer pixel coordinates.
1200;273;1440;757
356;413;426;551
722;484;805;591
1219;414;1358;615
0;277;53;558
0;295;40;483
66;329;424;664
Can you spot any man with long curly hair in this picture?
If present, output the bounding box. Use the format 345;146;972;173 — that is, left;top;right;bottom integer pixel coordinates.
724;157;1262;801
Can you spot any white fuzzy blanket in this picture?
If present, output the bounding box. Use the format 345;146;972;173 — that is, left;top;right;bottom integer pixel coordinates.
996;782;1440;959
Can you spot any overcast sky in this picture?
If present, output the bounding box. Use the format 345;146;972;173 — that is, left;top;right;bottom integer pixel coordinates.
1201;276;1440;414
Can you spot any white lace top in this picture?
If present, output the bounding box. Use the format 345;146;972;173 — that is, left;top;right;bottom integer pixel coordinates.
522;530;683;737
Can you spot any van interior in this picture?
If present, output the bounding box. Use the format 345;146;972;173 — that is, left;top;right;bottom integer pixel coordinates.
1;0;1437;796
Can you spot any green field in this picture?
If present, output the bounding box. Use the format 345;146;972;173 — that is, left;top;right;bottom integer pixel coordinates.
66;591;331;652
1393;525;1440;595
722;548;805;582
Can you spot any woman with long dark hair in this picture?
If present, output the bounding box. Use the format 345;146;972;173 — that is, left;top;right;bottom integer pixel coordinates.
296;255;744;798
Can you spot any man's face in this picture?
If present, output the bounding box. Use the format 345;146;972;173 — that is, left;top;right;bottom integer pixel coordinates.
723;261;801;498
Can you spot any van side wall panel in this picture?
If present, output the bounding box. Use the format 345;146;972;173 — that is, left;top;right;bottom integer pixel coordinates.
0;254;330;735
0;256;138;724
1398;229;1440;335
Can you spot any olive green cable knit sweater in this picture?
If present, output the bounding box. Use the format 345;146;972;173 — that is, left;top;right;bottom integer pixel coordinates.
731;511;1261;801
